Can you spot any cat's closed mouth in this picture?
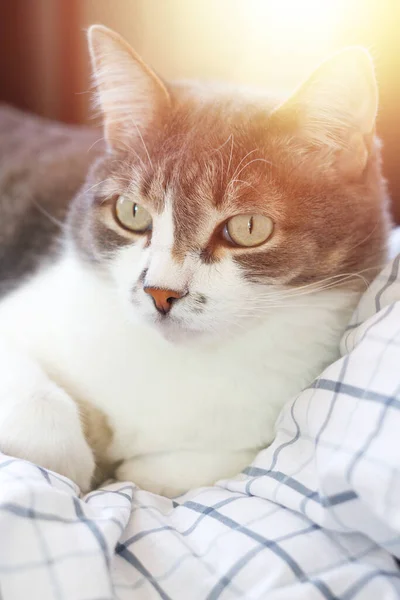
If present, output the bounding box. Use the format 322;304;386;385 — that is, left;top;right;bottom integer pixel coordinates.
151;313;204;343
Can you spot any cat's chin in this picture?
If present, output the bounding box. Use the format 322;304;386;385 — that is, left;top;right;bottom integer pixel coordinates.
141;313;217;345
153;319;207;345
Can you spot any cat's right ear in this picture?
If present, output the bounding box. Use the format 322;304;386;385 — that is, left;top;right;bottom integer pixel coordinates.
87;25;170;148
270;47;378;176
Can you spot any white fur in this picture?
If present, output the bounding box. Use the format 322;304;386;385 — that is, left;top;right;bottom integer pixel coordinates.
0;338;95;491
0;230;358;495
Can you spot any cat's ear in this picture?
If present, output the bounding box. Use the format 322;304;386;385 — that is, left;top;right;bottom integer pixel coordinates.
87;25;170;147
271;47;378;172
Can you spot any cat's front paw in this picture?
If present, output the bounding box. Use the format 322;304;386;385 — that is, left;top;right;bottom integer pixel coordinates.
0;385;95;492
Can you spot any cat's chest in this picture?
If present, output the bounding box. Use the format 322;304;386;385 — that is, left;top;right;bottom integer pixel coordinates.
41;292;303;459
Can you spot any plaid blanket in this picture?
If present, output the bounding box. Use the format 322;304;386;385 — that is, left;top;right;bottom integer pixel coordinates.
1;256;400;600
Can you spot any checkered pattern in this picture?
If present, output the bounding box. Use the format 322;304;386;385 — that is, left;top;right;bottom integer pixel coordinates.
1;257;400;600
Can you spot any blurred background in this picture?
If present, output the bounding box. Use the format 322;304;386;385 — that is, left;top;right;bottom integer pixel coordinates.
0;0;399;221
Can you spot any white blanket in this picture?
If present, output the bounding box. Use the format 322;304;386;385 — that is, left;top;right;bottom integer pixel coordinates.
1;256;400;600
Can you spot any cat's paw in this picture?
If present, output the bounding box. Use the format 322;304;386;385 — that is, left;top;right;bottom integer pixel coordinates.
0;384;95;492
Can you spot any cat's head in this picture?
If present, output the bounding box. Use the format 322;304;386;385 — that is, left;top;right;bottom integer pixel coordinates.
70;25;389;343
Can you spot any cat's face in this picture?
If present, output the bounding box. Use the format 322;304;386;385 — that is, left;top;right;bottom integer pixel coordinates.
70;26;388;342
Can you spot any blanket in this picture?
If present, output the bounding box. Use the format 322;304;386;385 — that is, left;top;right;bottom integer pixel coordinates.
1;256;400;599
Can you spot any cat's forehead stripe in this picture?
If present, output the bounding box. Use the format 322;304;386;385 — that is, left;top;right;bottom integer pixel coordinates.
170;187;212;261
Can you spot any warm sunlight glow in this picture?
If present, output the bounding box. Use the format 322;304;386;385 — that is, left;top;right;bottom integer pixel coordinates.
83;0;373;93
233;0;350;88
261;0;347;38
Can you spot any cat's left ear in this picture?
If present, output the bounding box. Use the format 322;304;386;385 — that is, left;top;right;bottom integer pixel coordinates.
87;25;170;148
271;47;378;174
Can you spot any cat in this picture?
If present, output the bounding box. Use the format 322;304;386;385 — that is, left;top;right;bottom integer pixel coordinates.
0;25;390;497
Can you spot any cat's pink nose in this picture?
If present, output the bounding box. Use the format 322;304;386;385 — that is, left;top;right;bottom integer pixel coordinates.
144;287;186;314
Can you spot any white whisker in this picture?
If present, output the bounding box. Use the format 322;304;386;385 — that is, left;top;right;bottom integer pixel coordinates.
212;133;233;155
84;176;131;195
232;157;273;180
84;178;110;194
226;134;234;177
255;268;378;300
31;200;64;228
347;223;380;254
132;120;153;169
226;178;263;197
227;149;257;189
109;134;147;169
86;136;106;154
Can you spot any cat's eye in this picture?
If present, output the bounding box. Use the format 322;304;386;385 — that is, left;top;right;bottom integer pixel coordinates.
114;196;152;233
224;214;273;247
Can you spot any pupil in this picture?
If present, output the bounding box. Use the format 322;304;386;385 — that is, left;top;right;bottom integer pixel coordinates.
248;216;254;235
133;203;138;218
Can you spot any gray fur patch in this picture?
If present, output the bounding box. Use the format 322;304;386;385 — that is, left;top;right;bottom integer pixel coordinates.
0;105;102;296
